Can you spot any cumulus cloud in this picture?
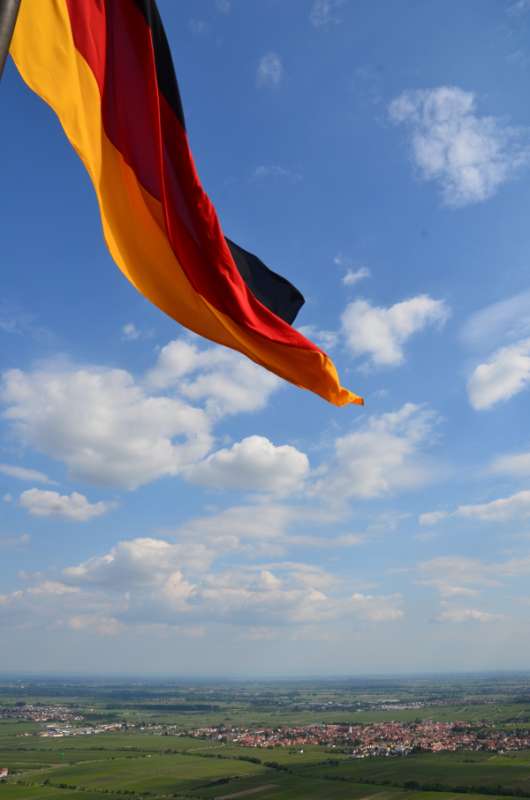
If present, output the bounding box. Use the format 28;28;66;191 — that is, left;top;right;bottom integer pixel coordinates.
1;364;212;490
341;295;449;367
389;86;530;206
314;403;439;501
467;338;530;410
0;463;54;484
0;338;287;492
64;537;214;587
185;435;309;494
19;489;112;521
147;339;280;418
1;514;406;633
310;0;345;28
420;489;530;526
256;52;283;88
58;538;404;630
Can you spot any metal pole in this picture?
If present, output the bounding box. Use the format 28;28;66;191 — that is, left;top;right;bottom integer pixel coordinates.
0;0;21;80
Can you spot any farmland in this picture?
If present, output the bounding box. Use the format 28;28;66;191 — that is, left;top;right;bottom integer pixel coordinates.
3;675;530;799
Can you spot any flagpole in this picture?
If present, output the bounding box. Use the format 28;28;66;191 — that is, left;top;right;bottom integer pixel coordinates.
0;0;21;80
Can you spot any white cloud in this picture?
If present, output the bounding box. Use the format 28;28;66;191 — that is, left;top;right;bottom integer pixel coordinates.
334;255;371;287
170;501;360;562
189;19;208;35
215;0;231;12
419;510;449;527
457;490;530;522
314;403;439;501
435;604;503;623
1;341;281;493
508;0;530;15
1;361;212;490
256;52;283;89
297;325;338;351
68;614;122;636
177;503;296;557
341;295;449;367
147;339;280;417
351;592;403;622
343;267;371;287
467;338;530;410
418;556;502;595
490;449;530;478
285;532;364;548
253;165;301;182
64;537;209;588
462;293;530;411
58;538;395;630
0;533;30;549
19;489;112;521
389;86;530;206
420;490;530;526
461;290;530;353
310;0;345;28
28;581;79;596
121;323;141;341
0;463;54;484
0;302;51;341
1;516;406;633
185;435;309;494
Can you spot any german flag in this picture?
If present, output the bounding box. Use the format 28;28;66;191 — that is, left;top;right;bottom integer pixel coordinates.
10;0;362;407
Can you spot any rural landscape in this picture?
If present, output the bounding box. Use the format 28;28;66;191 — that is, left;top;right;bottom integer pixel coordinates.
4;0;530;798
3;675;530;799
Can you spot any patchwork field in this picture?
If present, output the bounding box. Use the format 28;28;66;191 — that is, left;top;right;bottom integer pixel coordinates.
2;725;530;800
301;750;530;793
43;751;267;794
4;676;530;799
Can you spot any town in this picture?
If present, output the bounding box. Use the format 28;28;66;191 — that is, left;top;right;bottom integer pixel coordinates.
187;720;530;757
6;703;530;759
0;703;83;724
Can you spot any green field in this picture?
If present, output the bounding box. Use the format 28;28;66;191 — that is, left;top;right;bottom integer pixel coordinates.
0;785;125;800
2;726;530;800
300;751;530;794
4;675;530;799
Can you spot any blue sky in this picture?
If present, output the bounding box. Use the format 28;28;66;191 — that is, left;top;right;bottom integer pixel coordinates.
3;0;530;676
